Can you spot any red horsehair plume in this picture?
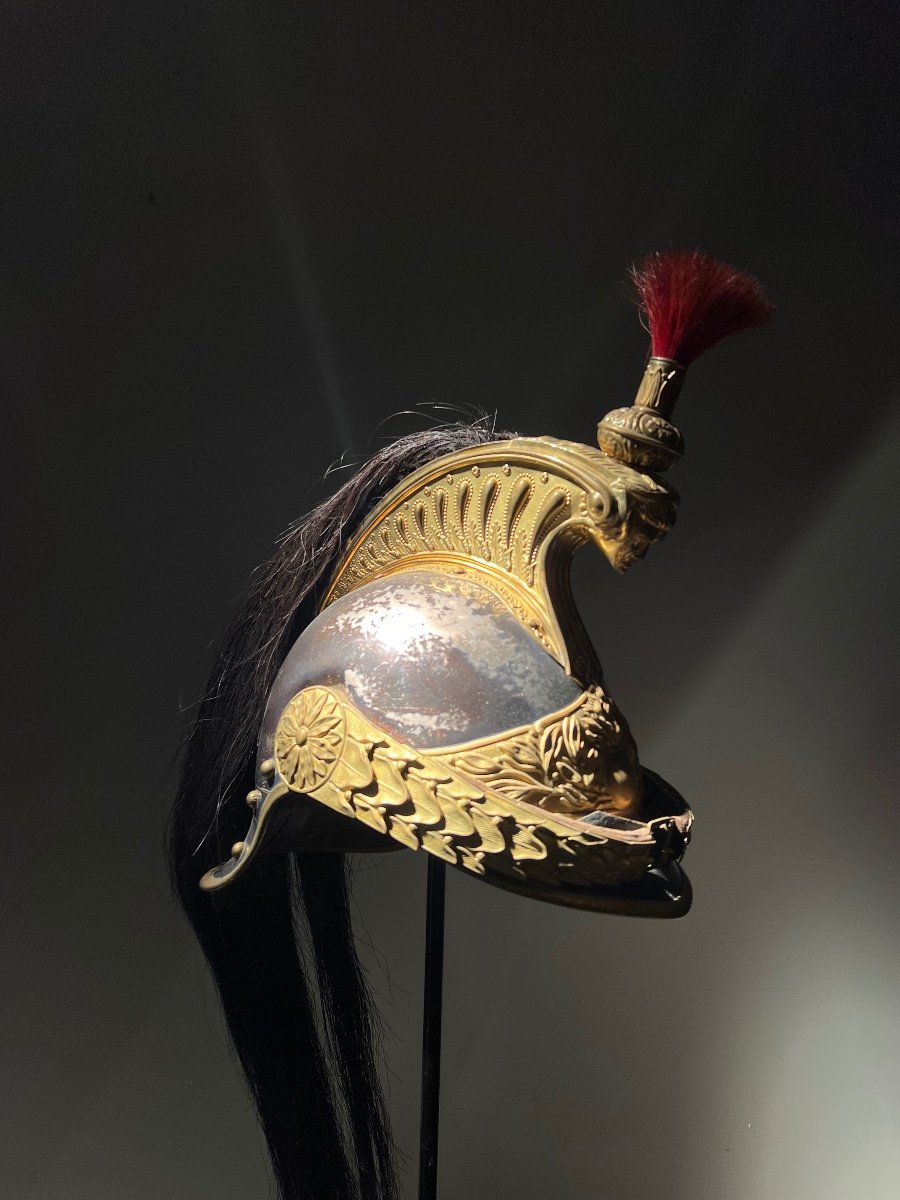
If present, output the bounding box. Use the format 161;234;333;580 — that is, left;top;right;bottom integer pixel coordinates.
631;251;773;365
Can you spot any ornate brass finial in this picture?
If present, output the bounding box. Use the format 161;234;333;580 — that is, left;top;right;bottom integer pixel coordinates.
598;251;773;474
598;357;686;471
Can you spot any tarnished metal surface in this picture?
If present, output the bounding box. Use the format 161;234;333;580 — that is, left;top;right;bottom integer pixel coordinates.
259;570;581;766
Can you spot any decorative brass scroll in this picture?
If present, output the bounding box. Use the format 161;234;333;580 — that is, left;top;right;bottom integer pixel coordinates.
436;687;642;818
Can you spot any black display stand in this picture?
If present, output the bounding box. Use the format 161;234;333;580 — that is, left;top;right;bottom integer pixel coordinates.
418;856;446;1200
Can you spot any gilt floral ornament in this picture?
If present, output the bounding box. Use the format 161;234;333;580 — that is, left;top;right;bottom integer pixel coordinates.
540;708;614;803
274;687;345;791
447;688;641;817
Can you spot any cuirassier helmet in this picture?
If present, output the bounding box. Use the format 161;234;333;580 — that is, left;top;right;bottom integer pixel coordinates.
201;434;692;916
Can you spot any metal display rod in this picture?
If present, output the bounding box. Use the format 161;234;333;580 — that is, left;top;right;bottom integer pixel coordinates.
418;857;446;1200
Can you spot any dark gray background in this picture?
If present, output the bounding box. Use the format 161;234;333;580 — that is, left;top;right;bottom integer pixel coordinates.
4;3;899;1197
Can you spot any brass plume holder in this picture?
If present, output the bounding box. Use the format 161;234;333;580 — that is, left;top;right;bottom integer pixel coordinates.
597;357;686;472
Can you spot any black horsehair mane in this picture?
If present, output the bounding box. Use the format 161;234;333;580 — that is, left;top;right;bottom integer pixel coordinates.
168;418;516;1200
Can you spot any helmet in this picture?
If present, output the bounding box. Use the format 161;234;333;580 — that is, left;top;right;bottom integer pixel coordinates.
201;435;692;916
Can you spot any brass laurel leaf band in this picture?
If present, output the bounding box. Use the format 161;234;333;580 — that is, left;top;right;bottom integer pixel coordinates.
269;686;689;893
